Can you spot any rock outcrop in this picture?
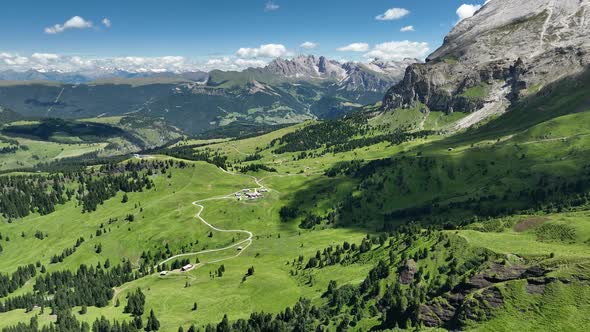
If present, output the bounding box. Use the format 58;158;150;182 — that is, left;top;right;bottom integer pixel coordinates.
383;0;590;128
398;259;418;284
419;261;554;328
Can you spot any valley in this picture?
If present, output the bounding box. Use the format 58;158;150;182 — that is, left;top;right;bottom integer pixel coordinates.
0;56;414;135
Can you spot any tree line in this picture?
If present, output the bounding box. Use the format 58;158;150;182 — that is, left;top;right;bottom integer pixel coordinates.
1;309;162;332
0;264;36;298
0;260;138;313
0;175;68;220
0;159;191;221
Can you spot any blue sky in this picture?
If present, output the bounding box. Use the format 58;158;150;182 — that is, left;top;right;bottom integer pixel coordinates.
0;0;488;72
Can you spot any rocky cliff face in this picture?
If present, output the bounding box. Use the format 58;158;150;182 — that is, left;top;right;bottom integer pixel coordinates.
340;58;418;92
383;0;590;128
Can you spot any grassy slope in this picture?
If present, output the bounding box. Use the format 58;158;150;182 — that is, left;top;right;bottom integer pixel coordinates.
0;136;107;171
331;76;590;227
0;160;370;330
456;210;590;331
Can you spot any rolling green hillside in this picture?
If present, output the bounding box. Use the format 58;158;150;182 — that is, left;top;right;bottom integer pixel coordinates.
0;69;589;331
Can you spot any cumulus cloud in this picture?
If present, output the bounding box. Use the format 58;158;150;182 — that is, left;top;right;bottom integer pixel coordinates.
364;41;430;61
400;25;415;32
375;8;410;21
234;58;268;68
300;41;318;49
265;1;279;11
44;16;93;34
456;4;482;22
203;57;269;71
102;18;112;28
337;43;370;52
0;51;273;73
206;57;231;66
0;52;196;73
236;44;289;58
31;53;60;64
0;52;29;66
87;56;191;73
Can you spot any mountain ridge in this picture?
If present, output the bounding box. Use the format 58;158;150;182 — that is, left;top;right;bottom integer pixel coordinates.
0;55;417;88
383;0;590;129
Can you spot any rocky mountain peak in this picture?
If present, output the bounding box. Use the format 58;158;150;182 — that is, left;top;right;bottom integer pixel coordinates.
266;55;346;79
362;58;420;75
429;0;590;64
383;0;590;129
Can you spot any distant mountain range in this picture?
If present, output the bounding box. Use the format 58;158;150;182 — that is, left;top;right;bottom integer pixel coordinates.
0;56;417;88
264;56;416;92
0;68;210;85
0;56;418;134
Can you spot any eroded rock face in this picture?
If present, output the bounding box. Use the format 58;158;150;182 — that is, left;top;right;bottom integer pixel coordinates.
458;286;504;323
383;59;518;114
429;0;589;64
419;261;554;328
383;0;590;126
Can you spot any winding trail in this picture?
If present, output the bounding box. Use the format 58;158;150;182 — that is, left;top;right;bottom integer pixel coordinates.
154;168;262;269
113;166;323;304
153;166;325;272
518;132;590;145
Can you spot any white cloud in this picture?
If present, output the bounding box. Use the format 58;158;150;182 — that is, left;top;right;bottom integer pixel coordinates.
265;1;279;11
234;58;268;68
400;25;415;32
0;52;29;66
375;8;410;21
236;44;289;58
456;4;482;22
364;41;430;61
31;53;60;64
300;41;318;49
337;43;370;52
0;52;272;73
203;57;269;71
206;57;231;66
44;16;93;34
102;18;111;28
0;52;197;73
